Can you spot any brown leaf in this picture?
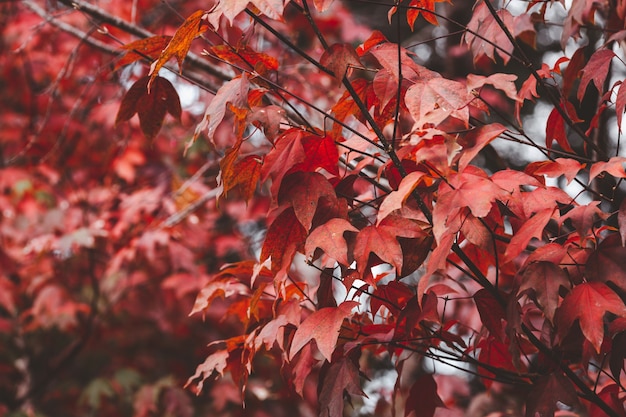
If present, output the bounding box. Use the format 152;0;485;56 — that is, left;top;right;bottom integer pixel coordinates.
320;43;361;81
115;76;181;140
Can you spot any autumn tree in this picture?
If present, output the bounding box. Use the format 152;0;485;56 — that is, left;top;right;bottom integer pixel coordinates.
2;0;626;416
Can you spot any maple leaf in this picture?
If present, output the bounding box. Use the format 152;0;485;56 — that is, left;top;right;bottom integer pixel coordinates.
525;158;584;185
260;207;307;276
406;77;473;128
289;301;359;362
558;201;607;239
466;73;520;102
586;234;626;293
193;75;250;148
189;278;250;316
556;282;626;353
463;1;534;64
578;49;615;102
503;208;554;263
207;0;285;29
305;218;358;266
457;123;506;172
404;374;444;417
474;289;506;341
589;156;626;183
185;350;229;392
517;261;570;324
320;43;361;82
278;171;337;231
615;80;626;131
368;43;438;83
148;10;207;88
545;106;575;153
377;171;426;223
318;355;366;417
116;35;172;69
525;372;581;417
407;0;440;28
115;76;181;141
353;225;403;279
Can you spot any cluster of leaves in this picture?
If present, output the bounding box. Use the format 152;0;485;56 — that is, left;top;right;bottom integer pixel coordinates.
4;0;626;416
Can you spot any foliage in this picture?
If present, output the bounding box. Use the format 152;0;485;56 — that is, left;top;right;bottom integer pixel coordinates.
2;0;626;416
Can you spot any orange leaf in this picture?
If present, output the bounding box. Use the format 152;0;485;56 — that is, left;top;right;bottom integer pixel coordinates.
407;0;439;28
148;10;207;88
116;35;172;69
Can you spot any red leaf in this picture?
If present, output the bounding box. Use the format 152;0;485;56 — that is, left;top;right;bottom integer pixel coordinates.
207;0;285;28
525;158;584;185
404;374;444;417
406;77;473;128
115;76;181;141
318;355;366;417
525;372;581;417
189;278;250;316
435;169;507;220
149;10;207;88
320;43;361;81
464;2;534;64
261;129;307;190
588;384;626;417
278;171;337;231
305;218;358;266
556;282;626;353
297;134;340;175
354;225;403;279
466;73;520;102
185;350;229;392
589;156;626;183
377;171;426;223
586;234;626;293
616;80;626;131
545;106;574;153
289;301;359;362
503;208;554;263
474;289;506;341
558;201;607;238
577;49;615;102
260;207;308;274
457;123;507;172
517;261;570;324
